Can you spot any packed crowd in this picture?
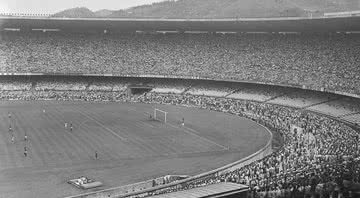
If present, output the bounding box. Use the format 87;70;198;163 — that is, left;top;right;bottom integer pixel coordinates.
0;79;31;91
135;93;360;198
270;90;338;108
186;82;235;97
35;79;87;91
88;77;130;92
0;90;127;101
150;79;192;94
0;78;359;197
0;32;359;95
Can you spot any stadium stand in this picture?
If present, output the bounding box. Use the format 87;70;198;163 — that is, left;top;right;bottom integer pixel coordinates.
1;13;360;197
148;182;248;198
185;81;236;97
267;90;339;108
0;78;31;91
342;114;360;125
0;77;359;198
87;77;129;92
35;78;88;91
150;79;192;94
137;92;360;198
308;97;360;117
227;84;289;102
0;32;360;96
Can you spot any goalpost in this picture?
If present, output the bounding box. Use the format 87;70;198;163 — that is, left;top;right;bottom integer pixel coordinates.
154;109;167;123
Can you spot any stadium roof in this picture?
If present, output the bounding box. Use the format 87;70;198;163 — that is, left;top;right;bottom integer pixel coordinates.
149;182;248;198
0;16;360;32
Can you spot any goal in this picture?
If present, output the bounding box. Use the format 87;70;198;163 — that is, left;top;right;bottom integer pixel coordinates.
154;109;167;123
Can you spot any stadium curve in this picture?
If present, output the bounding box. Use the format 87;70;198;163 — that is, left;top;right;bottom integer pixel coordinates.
0;74;359;197
65;122;272;198
1;73;359;100
1;13;360;197
0;31;360;97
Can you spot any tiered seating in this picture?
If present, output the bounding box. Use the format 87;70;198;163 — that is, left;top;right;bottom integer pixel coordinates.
308;97;360;117
137;93;360;198
0;78;358;198
185;82;234;97
227;84;287;102
35;78;87;91
150;79;191;94
0;79;31;91
269;90;338;108
342;114;360;125
0;32;359;96
88;78;131;92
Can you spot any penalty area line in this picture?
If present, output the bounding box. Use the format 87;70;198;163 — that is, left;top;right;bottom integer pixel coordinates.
78;111;127;142
166;122;228;150
139;111;228;150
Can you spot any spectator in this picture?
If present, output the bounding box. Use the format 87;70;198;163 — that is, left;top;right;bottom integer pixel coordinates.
0;77;359;198
0;32;359;96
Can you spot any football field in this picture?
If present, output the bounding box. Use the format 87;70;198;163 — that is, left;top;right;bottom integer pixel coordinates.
0;100;270;198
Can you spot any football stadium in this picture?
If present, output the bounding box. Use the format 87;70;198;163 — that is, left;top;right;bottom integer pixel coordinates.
0;1;360;198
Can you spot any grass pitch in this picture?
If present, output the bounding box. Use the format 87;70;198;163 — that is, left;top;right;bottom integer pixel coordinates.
0;101;270;198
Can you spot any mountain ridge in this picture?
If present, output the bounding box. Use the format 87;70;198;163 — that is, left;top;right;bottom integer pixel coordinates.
52;0;360;18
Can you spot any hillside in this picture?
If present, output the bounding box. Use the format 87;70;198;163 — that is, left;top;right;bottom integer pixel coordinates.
286;0;360;12
110;0;306;18
53;0;360;18
94;9;115;17
52;7;96;18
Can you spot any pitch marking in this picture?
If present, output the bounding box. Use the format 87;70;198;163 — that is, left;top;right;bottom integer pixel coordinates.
166;122;228;150
139;121;155;128
78;111;127;142
137;111;227;149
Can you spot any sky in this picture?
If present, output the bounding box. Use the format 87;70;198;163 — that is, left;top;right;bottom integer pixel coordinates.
0;0;166;14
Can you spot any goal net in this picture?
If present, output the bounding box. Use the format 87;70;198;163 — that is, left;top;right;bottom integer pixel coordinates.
154;109;167;123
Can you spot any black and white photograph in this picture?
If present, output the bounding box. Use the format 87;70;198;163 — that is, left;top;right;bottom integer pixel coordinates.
0;0;359;197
